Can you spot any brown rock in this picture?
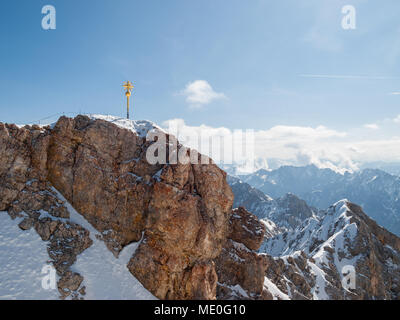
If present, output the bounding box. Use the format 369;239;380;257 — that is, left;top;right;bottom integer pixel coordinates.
0;115;237;300
48;221;93;275
128;160;233;299
18;217;34;230
46;116;155;249
230;207;266;251
34;218;59;241
215;207;267;300
58;271;84;298
216;239;267;299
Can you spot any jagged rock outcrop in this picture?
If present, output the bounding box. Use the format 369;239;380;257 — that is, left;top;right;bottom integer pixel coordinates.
263;252;315;300
0;122;92;299
274;193;314;230
215;207;271;300
228;176;315;232
0;115;235;300
261;200;400;300
228;177;281;238
127;159;234;299
46;116;158;254
229;207;266;251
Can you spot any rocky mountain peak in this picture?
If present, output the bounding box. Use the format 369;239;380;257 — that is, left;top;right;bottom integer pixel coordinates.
0;114;241;300
237;164;400;236
3;115;400;301
227;175;400;300
262;199;400;300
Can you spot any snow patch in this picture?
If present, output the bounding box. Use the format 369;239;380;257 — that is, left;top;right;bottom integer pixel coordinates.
0;212;59;300
263;277;290;300
52;189;156;300
88;114;165;138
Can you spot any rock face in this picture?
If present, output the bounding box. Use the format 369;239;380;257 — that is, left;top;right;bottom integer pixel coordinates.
215;207;270;300
46;116;157;254
127;161;233;299
274;193;314;230
0;115;235;300
229;207;266;251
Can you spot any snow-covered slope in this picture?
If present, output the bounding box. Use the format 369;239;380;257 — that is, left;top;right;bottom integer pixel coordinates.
88;114;164;138
258;201;359;300
261;200;357;257
0;213;59;300
57;189;156;300
0;191;155;300
261;200;400;300
228;176;400;300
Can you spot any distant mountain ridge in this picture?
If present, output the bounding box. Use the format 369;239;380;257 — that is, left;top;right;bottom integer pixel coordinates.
228;176;400;299
228;176;317;233
237;165;400;236
262;200;400;300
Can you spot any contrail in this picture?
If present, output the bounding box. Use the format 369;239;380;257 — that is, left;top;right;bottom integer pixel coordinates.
299;74;400;80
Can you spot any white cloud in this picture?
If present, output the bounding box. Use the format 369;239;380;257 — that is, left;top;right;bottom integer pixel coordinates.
161;119;400;174
394;115;400;123
252;125;354;173
181;80;226;108
364;123;379;130
390;92;400;95
257;125;346;140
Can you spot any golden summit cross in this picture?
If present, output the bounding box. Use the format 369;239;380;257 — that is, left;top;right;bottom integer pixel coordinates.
123;81;134;119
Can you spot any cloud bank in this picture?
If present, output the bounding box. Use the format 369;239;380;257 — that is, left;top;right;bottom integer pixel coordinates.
161;119;400;174
181;80;226;108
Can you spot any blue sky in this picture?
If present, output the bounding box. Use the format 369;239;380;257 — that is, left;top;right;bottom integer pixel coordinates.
1;0;400;170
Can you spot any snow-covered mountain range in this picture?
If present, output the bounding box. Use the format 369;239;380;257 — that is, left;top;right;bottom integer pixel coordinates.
236;165;400;236
1;114;400;300
228;177;400;300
